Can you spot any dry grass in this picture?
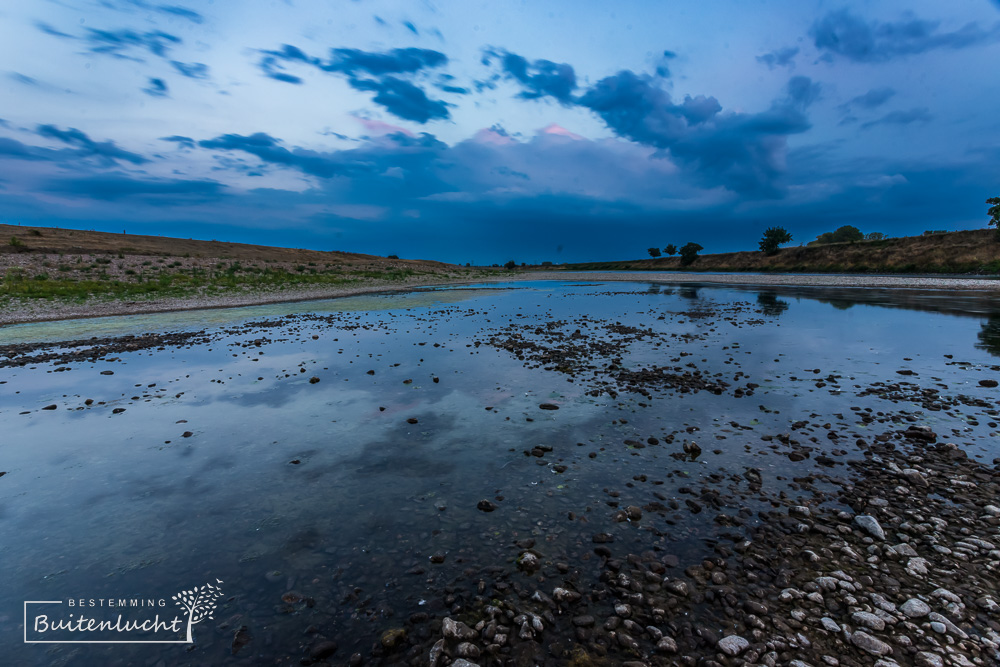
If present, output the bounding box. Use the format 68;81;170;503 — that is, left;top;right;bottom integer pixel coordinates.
563;230;1000;274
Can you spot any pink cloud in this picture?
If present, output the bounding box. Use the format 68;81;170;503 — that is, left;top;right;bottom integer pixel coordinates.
539;123;584;140
355;117;414;137
472;128;517;146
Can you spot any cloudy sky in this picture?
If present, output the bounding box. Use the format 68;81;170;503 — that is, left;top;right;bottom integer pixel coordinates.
2;0;999;263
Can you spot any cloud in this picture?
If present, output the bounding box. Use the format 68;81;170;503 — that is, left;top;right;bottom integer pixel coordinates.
198;132;371;178
84;28;182;60
756;46;799;70
860;107;932;129
811;9;1000;63
160;135;196;149
655;50;678;77
256;45;452;122
35;22;74;38
483;49;577;103
349;77;451;122
576;70;813;196
0;137;50;161
9;72;40;86
111;1;204;24
35;125;149;164
403;21;418;36
43;174;225;201
170;61;209;79
143;77;169;97
843;87;896;110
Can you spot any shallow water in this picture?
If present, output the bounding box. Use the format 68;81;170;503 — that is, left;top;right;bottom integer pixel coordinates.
2;280;1000;665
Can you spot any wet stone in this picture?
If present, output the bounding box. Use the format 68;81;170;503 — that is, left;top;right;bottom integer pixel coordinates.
854;514;886;540
850;631;892;656
900;598;931;618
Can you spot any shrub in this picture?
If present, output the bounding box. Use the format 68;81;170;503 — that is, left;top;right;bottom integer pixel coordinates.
758;227;792;255
679;242;703;267
503;260;517;270
647;247;662;258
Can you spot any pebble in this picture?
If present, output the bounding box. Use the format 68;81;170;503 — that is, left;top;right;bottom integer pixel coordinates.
854;514;886;540
717;635;749;656
900;598;931;618
850;631;892;655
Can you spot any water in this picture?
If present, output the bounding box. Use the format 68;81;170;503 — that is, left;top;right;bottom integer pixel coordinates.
2;280;999;664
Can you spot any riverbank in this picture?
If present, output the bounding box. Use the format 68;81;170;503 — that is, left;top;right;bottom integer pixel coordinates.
5;270;1000;326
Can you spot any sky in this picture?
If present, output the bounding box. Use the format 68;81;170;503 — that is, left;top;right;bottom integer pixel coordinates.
1;0;999;264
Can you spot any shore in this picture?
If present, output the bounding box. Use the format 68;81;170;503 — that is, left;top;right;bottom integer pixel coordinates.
3;270;1000;327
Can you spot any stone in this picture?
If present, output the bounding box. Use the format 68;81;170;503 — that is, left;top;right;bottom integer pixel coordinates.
450;660;481;667
455;642;480;658
914;652;944;667
477;499;497;512
820;617;841;633
442;617;476;641
900;598;931;618
380;627;406;650
851;631;892;655
656;636;678;653
309;641;338;659
851;611;886;631
717;635;749;656
855;515;886;540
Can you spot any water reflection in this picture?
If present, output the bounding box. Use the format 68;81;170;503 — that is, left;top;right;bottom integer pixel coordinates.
756;291;790;316
976;316;1000;356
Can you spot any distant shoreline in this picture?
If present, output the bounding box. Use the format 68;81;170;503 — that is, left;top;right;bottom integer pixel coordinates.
4;270;1000;327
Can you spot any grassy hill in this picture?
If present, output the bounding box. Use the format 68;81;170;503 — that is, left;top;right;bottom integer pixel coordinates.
563;229;1000;274
0;224;470;304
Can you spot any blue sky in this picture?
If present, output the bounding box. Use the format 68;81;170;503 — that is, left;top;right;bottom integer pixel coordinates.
1;0;999;263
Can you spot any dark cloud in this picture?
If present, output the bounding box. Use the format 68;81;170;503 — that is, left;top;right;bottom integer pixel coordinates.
84;28;181;59
160;135;196;149
10;73;39;86
143;77;169;97
256;45;452;122
43;174;225;201
861;107;932;129
153;5;204;23
655;50;678;77
36;125;149;164
403;21;418;36
843;87;896;110
483;49;577;103
349;77;451;122
198;132;368;178
756;46;799;69
577;70;812;196
811;9;1000;63
35;22;74;38
170;61;209;79
0;137;50;161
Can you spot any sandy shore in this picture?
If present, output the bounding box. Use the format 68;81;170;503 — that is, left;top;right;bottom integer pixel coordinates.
3;270;1000;326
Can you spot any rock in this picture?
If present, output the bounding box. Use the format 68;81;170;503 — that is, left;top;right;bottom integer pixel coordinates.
455;642;481;658
517;552;540;572
656;636;678;653
380;627;406;650
592;532;614;543
852;611;886;631
42;404;57;410
820;617;841;633
100;370;114;375
851;631;892;656
717;635;749;656
477;499;497;512
429;552;446;564
309;376;320;384
442;617;476;641
855;514;886;540
309;640;339;659
539;403;559;410
572;615;595;627
450;660;481;667
625;505;642;521
914;651;944;667
978;379;998;388
900;598;931;618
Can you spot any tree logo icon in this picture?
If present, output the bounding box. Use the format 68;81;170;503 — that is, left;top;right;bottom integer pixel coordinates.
172;579;224;643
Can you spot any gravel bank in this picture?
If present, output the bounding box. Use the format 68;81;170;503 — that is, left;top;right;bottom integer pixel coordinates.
3;271;999;326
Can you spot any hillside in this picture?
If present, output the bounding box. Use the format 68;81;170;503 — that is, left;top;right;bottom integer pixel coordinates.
0;223;447;268
563;229;1000;274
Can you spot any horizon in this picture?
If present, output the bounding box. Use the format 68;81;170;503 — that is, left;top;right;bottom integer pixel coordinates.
2;1;1000;264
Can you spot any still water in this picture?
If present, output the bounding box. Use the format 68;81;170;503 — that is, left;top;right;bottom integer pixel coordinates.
1;280;999;664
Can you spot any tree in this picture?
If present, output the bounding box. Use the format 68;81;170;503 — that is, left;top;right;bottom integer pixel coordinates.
988;196;1000;238
664;244;677;256
503;260;517;270
810;225;864;245
758;226;792;255
647;247;662;258
679;242;703;267
865;232;886;241
173;579;225;643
